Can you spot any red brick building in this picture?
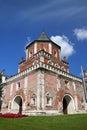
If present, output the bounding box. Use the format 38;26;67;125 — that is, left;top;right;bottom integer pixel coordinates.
1;32;86;115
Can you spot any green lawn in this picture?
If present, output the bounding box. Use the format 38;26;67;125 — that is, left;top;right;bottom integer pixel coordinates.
0;114;87;130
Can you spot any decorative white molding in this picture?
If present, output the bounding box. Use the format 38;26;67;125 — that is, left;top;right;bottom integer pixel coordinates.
5;62;82;84
37;71;40;110
24;76;28;94
26;49;28;60
37;70;45;110
2;76;5;83
57;78;61;91
49;43;52;54
34;43;37;54
40;56;44;62
74;96;78;111
10;83;13;96
73;82;76;91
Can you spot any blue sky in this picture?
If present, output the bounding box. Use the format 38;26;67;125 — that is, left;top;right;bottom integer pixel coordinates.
0;0;87;77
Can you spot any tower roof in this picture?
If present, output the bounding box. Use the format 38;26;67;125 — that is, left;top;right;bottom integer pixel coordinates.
37;32;51;41
26;32;61;49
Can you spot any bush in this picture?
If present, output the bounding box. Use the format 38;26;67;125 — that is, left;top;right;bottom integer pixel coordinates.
0;113;28;118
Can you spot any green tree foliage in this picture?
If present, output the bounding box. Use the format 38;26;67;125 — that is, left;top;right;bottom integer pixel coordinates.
0;74;3;110
0;74;3;97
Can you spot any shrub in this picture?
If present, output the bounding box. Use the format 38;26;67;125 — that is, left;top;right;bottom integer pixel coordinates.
0;113;28;118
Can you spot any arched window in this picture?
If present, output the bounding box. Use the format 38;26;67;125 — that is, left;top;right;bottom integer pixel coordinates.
30;94;36;106
46;93;53;106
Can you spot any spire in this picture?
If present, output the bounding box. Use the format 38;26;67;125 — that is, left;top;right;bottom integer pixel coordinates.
37;32;50;41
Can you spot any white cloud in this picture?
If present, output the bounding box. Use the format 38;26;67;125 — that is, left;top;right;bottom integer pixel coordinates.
74;27;87;40
51;35;75;58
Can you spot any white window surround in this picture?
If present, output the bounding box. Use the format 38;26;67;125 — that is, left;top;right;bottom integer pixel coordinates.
31;97;36;106
54;50;57;58
34;43;37;54
10;83;13;96
16;82;20;90
30;93;36;106
46;93;53;106
49;43;52;54
26;49;28;60
29;51;33;58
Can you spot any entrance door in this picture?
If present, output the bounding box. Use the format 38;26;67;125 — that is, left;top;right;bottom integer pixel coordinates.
63;98;67;114
12;96;22;114
63;94;74;114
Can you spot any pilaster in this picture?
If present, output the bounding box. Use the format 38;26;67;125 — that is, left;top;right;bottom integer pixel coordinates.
37;70;45;110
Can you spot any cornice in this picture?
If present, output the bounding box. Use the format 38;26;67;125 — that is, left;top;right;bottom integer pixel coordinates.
5;62;82;84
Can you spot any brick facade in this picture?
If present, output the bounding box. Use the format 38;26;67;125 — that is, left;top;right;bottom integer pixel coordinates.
1;32;86;115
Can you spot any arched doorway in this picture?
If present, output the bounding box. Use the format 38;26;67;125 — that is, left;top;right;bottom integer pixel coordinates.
12;95;22;114
63;94;75;114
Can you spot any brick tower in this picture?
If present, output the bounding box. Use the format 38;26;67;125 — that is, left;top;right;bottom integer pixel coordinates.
1;32;86;115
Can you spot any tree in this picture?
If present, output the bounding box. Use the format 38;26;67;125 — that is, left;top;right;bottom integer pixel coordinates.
0;74;3;111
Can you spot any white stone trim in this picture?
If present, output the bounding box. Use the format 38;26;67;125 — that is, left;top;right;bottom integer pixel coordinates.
74;96;78;111
24;77;28;89
57;78;61;91
40;56;44;62
10;83;13;96
2;76;5;83
37;70;45;110
49;43;52;54
73;82;76;91
34;43;37;54
26;49;28;60
11;95;23;110
62;94;75;114
22;110;63;116
37;71;40;110
24;76;28;94
5;62;82;84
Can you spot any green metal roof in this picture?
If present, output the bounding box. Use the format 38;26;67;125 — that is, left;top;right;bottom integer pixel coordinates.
37;32;50;41
26;32;61;49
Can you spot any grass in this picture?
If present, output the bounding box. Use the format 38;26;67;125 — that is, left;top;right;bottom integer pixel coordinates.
0;114;87;130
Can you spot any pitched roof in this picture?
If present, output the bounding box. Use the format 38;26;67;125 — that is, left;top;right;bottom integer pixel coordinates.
37;32;51;41
26;32;61;49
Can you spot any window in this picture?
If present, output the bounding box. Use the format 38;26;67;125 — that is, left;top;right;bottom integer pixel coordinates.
30;94;36;106
54;50;57;58
31;97;36;106
46;93;53;106
29;51;33;58
16;82;20;90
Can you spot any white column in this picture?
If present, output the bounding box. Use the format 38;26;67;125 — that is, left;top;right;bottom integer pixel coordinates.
49;43;52;54
10;83;13;96
26;49;28;60
73;82;78;111
34;43;37;54
74;96;78;111
57;78;61;91
24;77;28;92
73;82;76;91
37;70;45;110
23;77;28;110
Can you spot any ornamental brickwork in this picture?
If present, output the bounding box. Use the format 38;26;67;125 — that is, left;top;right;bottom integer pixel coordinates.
1;32;86;115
